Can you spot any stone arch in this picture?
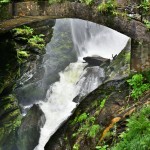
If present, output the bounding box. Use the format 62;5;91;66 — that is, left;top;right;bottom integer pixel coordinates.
1;1;150;71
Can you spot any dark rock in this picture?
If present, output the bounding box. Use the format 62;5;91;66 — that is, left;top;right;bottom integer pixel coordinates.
83;55;110;66
0;94;21;150
104;39;131;81
45;78;130;150
17;104;46;150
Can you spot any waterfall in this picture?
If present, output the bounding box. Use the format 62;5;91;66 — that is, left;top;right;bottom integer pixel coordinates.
34;19;129;150
70;19;129;59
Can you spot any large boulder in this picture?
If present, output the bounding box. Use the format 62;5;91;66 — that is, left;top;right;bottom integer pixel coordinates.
17;104;46;150
45;78;130;150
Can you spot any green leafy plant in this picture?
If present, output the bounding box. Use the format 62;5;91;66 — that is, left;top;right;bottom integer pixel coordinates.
88;116;95;124
127;74;150;100
143;19;150;31
17;49;30;64
88;124;100;138
100;97;107;109
98;0;117;14
28;34;45;50
96;145;108;150
13;26;45;50
73;143;80;150
77;112;88;122
139;0;150;15
48;0;64;4
72;113;88;125
0;0;10;3
12;25;34;37
80;0;93;5
112;105;150;150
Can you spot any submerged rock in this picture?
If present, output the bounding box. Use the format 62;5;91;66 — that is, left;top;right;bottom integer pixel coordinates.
17;104;46;150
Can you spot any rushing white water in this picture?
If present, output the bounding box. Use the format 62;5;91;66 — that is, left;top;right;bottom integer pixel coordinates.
77;66;105;96
34;62;87;150
34;19;129;150
70;19;129;59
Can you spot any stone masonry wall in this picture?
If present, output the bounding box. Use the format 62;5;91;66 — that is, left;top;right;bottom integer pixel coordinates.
0;1;150;72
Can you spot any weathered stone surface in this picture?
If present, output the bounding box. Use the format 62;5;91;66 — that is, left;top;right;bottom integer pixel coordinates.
104;39;131;81
0;3;12;21
0;18;54;150
45;78;130;150
0;1;149;42
0;33;22;150
0;1;149;72
0;16;53;33
17;104;46;150
0;94;21;150
45;77;150;150
83;55;110;66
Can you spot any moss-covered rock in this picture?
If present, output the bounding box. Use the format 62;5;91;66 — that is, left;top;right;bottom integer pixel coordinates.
0;31;22;150
17;104;46;150
104;39;131;81
45;75;150;150
45;78;130;150
0;19;55;150
0;94;22;150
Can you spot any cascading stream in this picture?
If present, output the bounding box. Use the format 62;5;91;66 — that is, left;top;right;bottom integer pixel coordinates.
34;62;86;150
34;19;129;150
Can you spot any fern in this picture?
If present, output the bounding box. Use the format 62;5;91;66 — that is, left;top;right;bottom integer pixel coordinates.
88;124;100;138
112;105;150;150
127;74;150;100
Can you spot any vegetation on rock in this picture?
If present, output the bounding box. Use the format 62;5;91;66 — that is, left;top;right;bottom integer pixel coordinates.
113;105;150;150
12;25;45;53
127;73;150;100
98;0;117;14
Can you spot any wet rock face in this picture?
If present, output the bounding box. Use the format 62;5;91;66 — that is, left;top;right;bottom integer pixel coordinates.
0;94;21;150
17;104;46;150
104;39;131;81
83;56;110;66
0;32;22;150
0;19;55;150
45;78;130;150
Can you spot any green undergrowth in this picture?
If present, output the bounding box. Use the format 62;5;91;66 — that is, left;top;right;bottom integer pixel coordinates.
12;25;45;64
112;105;150;150
0;94;22;149
70;96;109;149
139;0;150;16
71;112;101;139
79;0;93;5
127;72;150;100
12;25;45;50
98;0;117;14
143;19;150;31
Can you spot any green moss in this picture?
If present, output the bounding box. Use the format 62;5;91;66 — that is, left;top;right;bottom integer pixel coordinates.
12;26;34;37
12;26;46;57
105;48;131;80
73;143;80;150
88;124;101;138
80;0;94;5
0;94;22;149
98;0;117;14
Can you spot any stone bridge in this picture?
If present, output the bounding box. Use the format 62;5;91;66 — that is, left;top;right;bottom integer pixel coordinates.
0;1;150;72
